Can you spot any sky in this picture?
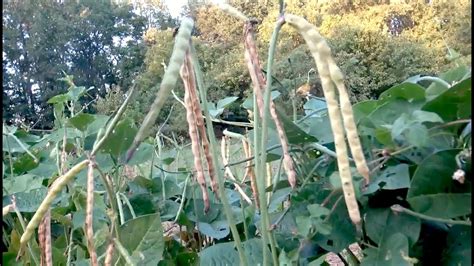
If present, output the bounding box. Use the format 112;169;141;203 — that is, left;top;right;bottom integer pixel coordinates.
164;0;225;18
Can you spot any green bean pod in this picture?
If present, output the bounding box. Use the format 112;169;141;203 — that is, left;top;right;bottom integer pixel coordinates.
20;160;89;248
127;18;194;162
285;14;362;228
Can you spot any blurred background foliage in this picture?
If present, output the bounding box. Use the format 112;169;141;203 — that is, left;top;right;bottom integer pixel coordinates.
3;0;471;141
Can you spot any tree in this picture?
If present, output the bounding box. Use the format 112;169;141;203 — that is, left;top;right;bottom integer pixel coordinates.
2;0;175;129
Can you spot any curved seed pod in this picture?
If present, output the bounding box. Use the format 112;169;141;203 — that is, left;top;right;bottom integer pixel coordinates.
327;57;370;185
2;204;12;216
216;3;248;21
220;137;253;205
20;160;89;249
104;240;114;266
285;14;361;229
86;160;98;266
180;56;210;213
183;51;218;197
242;137;260;210
38;210;52;266
127;18;194;162
244;21;297;189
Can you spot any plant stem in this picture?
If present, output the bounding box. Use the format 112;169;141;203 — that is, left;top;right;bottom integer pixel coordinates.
12;198;40;265
391;204;471;226
190;45;248;265
91;84;136;156
259;16;285;266
95;166;120;240
113;238;136;266
416;76;450;88
174;174;190;223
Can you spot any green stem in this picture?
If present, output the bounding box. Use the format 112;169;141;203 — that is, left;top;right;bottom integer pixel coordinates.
190;45;248;265
258;16;285;266
117;193;125;225
4;132;15;177
119;193;137;219
113;238;136;266
95;165;121;240
174;174;190;223
416;76;450;88
391;204;471;226
91;84;136;156
13;200;39;265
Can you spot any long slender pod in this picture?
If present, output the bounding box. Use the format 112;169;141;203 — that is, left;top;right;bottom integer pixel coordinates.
285;14;362;230
180;53;210;213
327;57;370;185
185;54;219;197
19;160;90;250
244;21;297;188
86;159;98;265
126;19;194;162
190;43;248;265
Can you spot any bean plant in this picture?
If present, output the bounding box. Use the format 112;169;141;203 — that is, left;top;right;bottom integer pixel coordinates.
2;2;471;266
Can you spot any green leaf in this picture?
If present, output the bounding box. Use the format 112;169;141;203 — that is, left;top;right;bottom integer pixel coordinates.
379;82;426;104
100;118;137;159
352;100;379;124
47;93;70;104
407;193;471;219
405;123;429;148
425;66;471;100
408;149;467;198
118;213;164;265
2;188;50;212
68;113;96;132
127;143;154;166
361;233;413;266
197;220;229;240
296;216;312;237
85;115;110;136
307;204;330;219
3;174;44;195
368;99;423;126
268;187;292;213
364;208;421;246
313;199;357;253
364;164;411;194
67;86;86;102
217;96;238;109
199;238;266;266
302;114;334;144
422;78;471;121
2;135;30;153
411;110;443;123
303;98;327;113
442;225;471;265
374;127;394;146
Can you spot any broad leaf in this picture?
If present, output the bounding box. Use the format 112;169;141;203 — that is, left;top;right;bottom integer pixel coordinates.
68;113;96;132
379;82;426;104
197;220;229;240
361;233;413;266
99;118;137;159
408;149;467;198
118;213;164;265
217;96;238;109
365;164;411;194
199;238;266;266
364;208;421;246
422;78;471;121
407;193;471;219
442;225;471;265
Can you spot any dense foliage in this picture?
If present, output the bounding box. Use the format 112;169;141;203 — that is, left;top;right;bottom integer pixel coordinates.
2;1;472;265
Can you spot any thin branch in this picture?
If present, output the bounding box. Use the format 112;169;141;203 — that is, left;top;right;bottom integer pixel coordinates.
391;204;471;226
